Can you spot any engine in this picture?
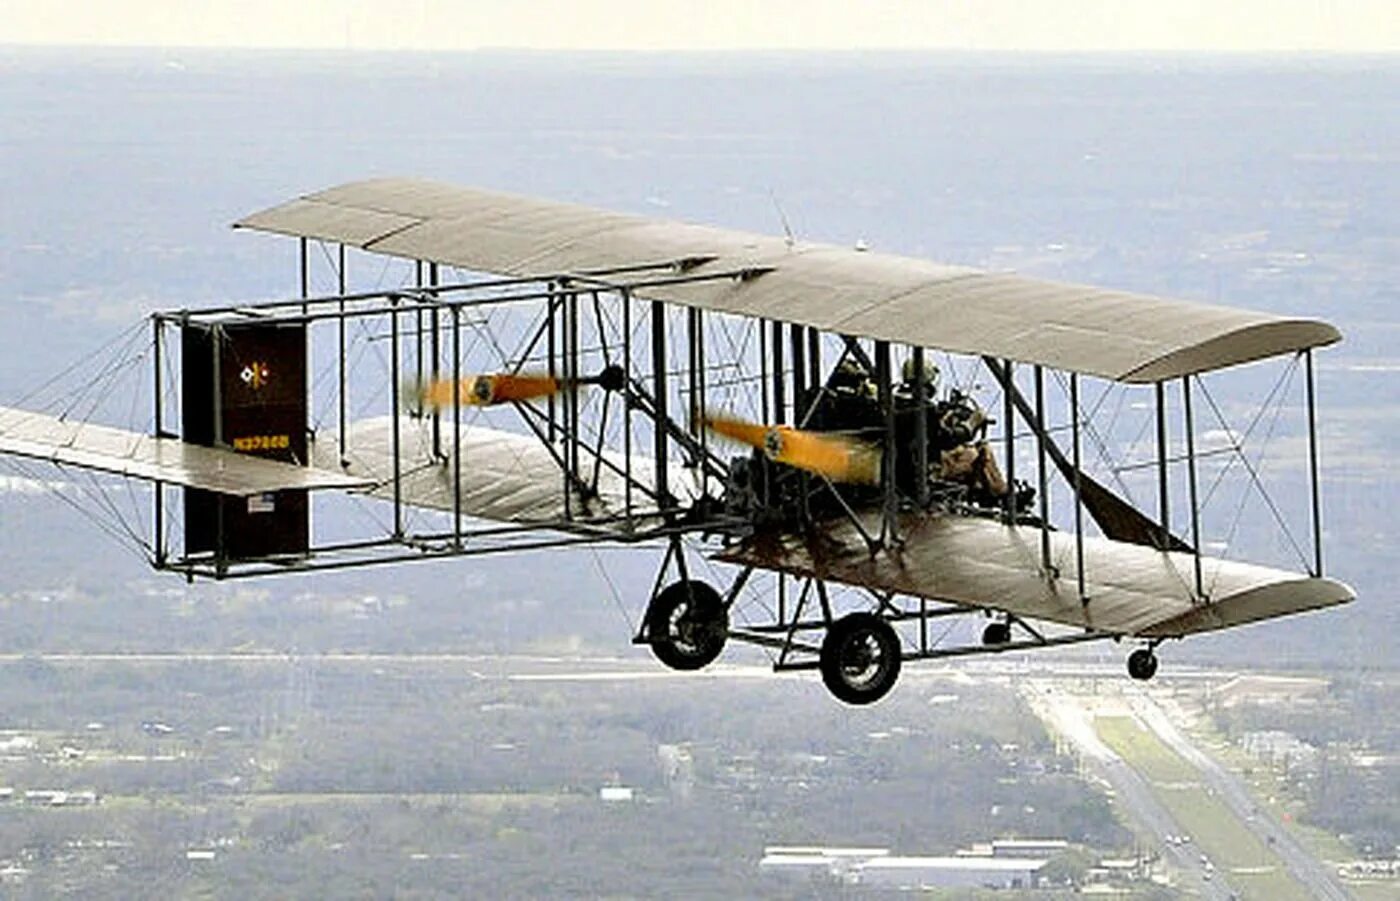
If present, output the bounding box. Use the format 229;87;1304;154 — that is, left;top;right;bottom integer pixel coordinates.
722;357;1035;527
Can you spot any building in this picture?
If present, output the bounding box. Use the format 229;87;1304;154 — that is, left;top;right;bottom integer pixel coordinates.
991;838;1069;858
1240;730;1320;773
855;856;1047;890
598;786;634;803
760;847;890;881
1212;674;1327;708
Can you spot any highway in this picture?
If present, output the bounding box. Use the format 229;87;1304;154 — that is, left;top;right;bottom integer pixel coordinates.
1025;682;1235;899
1130;694;1352;901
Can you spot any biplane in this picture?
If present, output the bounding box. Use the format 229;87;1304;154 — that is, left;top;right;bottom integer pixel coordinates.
0;178;1353;704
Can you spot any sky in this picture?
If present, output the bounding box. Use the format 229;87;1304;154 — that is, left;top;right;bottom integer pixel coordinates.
1;0;1398;53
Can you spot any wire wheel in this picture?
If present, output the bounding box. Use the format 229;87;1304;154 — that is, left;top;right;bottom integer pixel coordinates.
646;580;728;672
820;612;902;705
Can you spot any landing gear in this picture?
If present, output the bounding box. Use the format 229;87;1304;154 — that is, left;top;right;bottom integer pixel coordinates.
646;580;728;671
1127;648;1159;681
819;613;902;705
981;621;1011;646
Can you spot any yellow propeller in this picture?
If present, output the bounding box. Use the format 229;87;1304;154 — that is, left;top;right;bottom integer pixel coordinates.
412;365;625;410
705;413;882;486
414;372;564;409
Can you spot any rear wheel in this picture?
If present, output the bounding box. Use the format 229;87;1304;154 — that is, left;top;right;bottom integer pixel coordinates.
819;613;902;705
646;580;728;671
1127;648;1159;681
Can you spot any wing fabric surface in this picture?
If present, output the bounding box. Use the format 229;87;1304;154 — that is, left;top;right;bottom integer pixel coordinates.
236;178;1342;383
315;416;700;526
715;513;1353;638
0;406;369;496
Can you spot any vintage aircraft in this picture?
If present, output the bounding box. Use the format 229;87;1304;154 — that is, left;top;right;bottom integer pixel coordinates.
0;179;1353;704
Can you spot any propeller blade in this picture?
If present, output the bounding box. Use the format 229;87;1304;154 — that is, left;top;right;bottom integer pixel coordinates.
705;415;770;449
415;372;564;410
705;414;882;486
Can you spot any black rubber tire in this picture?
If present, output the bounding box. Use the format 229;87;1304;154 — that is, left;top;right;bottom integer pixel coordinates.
982;622;1012;646
819;612;902;706
1127;648;1159;681
646;580;728;672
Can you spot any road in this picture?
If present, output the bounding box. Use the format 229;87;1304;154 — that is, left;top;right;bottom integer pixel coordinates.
1025;682;1235;899
1129;693;1352;901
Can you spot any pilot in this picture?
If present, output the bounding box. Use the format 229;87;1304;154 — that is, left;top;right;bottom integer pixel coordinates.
900;356;940;398
827;358;873;398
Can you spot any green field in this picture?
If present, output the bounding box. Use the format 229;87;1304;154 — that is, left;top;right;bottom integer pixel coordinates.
1095;716;1312;901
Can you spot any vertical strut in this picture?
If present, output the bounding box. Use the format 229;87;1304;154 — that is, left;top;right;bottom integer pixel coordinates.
807;327;821;399
696;309;708;496
759;320;770;422
299;238;310;451
1071;372;1085;603
790;325;807;422
298;237;308;305
771;320;786;424
152;315;165;567
912;347;929;507
652;301;670;510
452;305;463;549
1034;365;1051;575
560;288;573;520
686;306;704;491
211;322;226;577
1003;359;1015;523
414;260;423;415
567;288;580;515
211;323;224;448
429;262;441;460
389;297;403;539
686;307;699;436
876;340;897;545
1155;380;1170;550
622;289;633;526
337;243;347;463
792;326;809;520
1183;375;1204;601
1305;350;1323;577
547;281;558;444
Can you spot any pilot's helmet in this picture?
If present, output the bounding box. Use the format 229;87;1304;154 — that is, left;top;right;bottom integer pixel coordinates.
830;359;864;388
901;356;940;387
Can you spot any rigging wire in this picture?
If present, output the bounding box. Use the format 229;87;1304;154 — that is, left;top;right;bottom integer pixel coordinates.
1206;371;1300;596
10;319;147;413
1196;373;1311;572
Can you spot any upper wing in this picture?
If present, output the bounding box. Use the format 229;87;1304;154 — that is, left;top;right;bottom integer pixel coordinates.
715;512;1353;638
236;178;1341;384
0;406;369;496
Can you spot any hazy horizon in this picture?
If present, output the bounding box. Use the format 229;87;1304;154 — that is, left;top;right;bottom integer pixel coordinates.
3;0;1398;53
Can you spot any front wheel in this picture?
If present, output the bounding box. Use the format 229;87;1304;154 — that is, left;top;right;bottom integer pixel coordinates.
646;580;728;671
819;613;902;705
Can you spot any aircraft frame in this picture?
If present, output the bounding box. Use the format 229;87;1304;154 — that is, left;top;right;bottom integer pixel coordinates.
0;179;1351;705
